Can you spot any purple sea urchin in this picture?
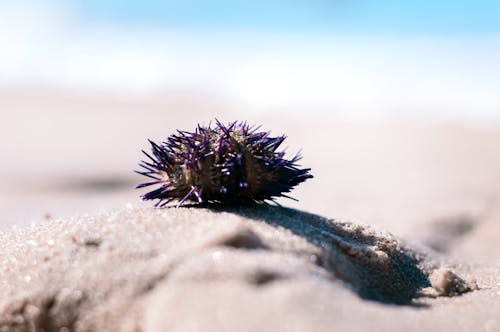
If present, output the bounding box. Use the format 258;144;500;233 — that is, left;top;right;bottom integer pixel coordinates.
136;120;313;207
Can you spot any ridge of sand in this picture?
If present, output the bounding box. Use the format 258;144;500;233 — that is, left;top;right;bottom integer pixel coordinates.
1;206;491;332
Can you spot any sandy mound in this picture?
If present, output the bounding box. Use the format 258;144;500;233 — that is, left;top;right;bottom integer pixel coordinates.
0;206;489;332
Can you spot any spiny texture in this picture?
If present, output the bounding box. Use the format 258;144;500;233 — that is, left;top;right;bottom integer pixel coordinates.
136;120;313;207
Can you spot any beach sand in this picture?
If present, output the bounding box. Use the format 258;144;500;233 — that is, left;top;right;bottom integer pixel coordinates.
1;89;499;331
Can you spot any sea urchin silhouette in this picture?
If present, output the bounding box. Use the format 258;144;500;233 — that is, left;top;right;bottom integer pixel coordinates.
136;120;313;207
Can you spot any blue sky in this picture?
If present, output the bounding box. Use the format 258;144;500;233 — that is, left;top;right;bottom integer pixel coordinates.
0;0;499;117
72;0;500;35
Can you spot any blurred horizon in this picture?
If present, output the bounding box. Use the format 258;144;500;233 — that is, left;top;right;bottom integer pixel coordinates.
1;0;500;225
0;0;499;119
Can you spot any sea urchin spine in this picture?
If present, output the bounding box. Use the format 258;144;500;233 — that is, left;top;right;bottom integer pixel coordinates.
136;120;313;207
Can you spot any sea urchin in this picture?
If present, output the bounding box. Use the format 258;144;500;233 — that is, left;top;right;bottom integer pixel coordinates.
136;120;312;207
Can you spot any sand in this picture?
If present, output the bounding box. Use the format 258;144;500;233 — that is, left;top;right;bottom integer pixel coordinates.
1;206;496;332
1;89;500;331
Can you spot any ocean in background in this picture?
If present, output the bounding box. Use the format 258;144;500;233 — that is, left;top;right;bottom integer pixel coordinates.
0;1;499;120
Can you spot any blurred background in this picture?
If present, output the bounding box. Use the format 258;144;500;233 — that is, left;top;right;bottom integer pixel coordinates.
1;0;499;238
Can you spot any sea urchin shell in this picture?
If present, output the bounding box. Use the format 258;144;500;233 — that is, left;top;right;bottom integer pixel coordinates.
136;120;313;207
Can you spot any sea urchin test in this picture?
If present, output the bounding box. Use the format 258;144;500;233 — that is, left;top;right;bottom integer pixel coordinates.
136;120;313;207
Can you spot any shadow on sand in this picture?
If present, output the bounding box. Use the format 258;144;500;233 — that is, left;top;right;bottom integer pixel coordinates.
193;203;430;305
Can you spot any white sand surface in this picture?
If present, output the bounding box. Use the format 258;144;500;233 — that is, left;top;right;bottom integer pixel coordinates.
1;89;500;331
1;206;496;332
